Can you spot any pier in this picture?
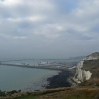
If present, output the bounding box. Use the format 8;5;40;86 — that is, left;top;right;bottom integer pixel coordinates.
0;62;69;71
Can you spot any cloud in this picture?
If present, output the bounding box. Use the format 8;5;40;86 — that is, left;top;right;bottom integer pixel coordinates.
59;0;99;40
3;16;45;22
0;0;22;5
0;0;99;40
34;24;64;38
0;0;99;59
0;0;55;39
0;33;27;40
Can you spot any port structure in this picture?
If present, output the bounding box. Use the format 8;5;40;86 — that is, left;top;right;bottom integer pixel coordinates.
0;62;69;71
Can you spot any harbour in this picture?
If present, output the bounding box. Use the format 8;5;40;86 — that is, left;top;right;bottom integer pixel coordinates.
0;62;69;71
0;59;77;91
0;59;77;71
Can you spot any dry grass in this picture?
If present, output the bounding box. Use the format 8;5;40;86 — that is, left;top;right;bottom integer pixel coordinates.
38;88;99;99
79;59;99;87
1;87;99;99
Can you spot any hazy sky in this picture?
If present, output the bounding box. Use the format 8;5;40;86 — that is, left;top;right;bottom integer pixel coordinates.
0;0;99;59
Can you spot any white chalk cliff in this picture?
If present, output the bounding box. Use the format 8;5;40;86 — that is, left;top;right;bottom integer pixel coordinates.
73;52;99;83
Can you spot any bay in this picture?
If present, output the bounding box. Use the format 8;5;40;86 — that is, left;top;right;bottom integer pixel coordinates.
0;59;60;91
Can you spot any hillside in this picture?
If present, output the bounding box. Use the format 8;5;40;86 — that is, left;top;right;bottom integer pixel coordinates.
71;52;99;86
67;56;85;60
83;59;99;78
79;59;99;86
1;88;99;99
73;52;99;84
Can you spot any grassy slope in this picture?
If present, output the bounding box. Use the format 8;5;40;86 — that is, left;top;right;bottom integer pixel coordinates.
80;59;99;86
38;88;99;99
15;95;40;99
3;88;99;99
82;59;99;78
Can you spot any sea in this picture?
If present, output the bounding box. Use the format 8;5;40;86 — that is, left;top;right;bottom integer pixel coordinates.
0;59;69;92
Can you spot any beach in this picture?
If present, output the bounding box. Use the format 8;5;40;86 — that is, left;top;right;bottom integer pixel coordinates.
46;70;73;89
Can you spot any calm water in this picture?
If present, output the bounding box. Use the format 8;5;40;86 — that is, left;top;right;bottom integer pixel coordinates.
0;60;60;91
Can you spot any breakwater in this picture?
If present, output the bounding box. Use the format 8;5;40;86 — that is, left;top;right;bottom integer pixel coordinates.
0;63;69;71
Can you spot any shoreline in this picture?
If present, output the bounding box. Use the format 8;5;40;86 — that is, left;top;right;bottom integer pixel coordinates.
45;70;73;89
0;70;74;92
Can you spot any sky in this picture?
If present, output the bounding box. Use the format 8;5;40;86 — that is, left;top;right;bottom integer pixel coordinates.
0;0;99;59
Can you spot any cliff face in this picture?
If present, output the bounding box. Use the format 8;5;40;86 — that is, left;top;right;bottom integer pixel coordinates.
73;52;99;83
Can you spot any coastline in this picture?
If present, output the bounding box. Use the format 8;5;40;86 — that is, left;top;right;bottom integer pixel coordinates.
45;70;73;89
0;69;74;92
22;71;60;92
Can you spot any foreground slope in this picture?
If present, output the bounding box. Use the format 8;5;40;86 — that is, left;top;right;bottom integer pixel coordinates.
2;88;99;99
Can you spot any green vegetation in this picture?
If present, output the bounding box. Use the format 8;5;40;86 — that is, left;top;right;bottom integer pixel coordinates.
80;59;99;86
82;59;99;77
15;95;40;99
1;88;99;99
0;90;21;97
16;88;99;99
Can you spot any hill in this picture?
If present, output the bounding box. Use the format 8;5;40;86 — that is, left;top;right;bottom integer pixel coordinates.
71;52;99;87
79;59;99;86
67;56;85;60
1;88;99;99
73;52;99;84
